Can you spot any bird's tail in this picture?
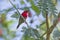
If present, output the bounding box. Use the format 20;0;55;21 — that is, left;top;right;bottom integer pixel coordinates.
16;23;20;29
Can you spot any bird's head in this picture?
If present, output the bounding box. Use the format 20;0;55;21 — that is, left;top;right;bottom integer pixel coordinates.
21;10;32;19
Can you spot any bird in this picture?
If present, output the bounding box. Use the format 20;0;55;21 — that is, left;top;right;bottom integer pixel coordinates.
16;10;31;29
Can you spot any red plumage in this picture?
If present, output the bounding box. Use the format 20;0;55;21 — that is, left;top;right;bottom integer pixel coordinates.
21;10;28;19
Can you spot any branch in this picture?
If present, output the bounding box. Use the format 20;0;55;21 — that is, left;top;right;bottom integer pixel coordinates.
46;11;49;30
40;20;58;39
46;11;50;40
49;12;60;34
9;0;30;28
40;12;60;38
40;31;47;38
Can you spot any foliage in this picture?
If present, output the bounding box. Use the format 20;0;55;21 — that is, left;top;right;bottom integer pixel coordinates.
0;0;60;40
0;13;16;40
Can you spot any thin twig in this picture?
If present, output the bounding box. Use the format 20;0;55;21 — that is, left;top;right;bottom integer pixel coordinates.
40;31;47;38
9;0;30;28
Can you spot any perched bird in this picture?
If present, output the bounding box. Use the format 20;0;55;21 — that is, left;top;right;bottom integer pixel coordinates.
16;10;31;29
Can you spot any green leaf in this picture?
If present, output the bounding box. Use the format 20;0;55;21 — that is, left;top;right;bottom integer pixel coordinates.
11;12;19;18
31;5;40;15
29;0;40;15
42;11;46;18
52;0;57;6
22;33;34;40
20;0;25;4
5;8;12;13
1;14;6;21
6;20;13;25
2;20;13;28
53;29;60;38
40;22;47;31
23;36;34;40
23;28;41;40
32;29;40;38
9;31;16;38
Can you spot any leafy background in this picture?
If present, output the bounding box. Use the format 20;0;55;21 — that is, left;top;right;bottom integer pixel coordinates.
0;0;60;40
